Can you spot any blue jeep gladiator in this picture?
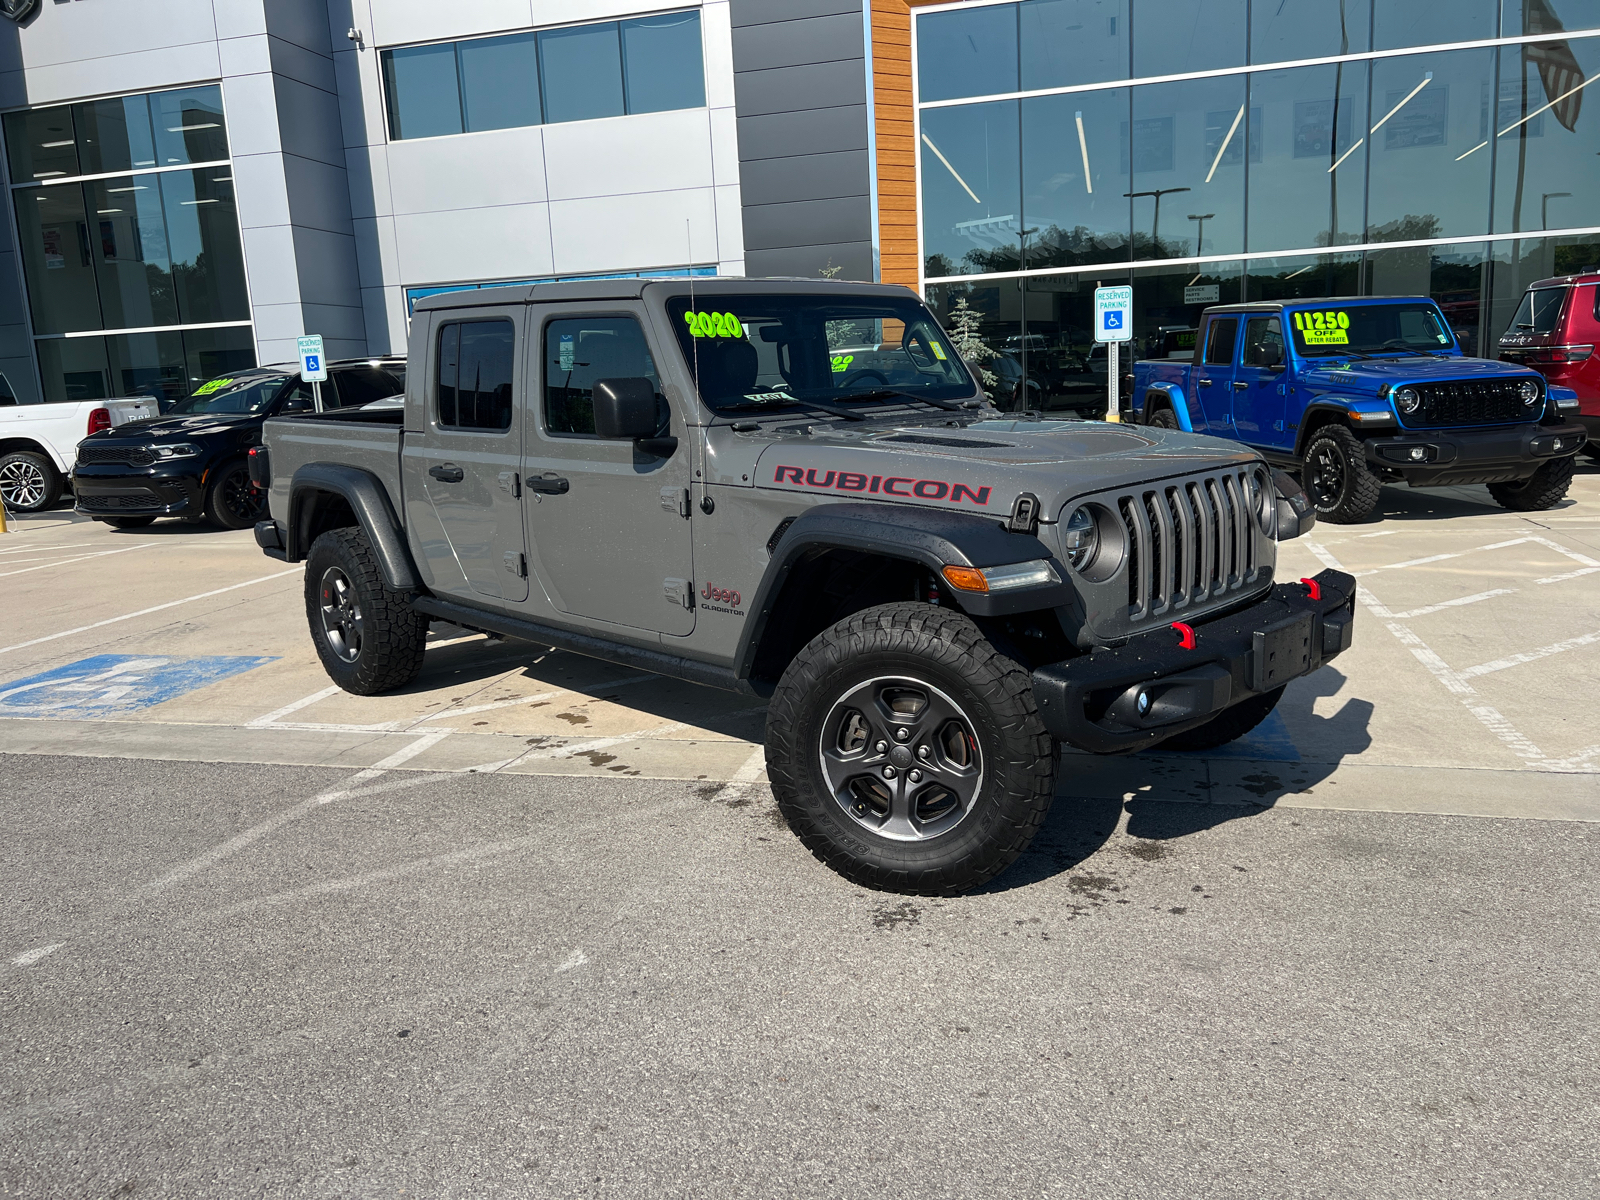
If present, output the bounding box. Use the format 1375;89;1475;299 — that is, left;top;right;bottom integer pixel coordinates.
1130;296;1587;523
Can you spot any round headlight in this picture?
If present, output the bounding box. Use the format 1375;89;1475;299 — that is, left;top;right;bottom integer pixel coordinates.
1063;506;1100;572
1518;379;1540;405
1246;469;1274;533
1394;386;1420;415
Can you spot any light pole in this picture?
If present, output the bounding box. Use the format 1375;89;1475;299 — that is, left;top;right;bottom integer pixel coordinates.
1541;192;1571;231
1124;187;1190;256
1187;213;1215;256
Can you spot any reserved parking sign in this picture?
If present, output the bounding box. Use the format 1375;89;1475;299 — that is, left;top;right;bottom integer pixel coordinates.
298;334;327;382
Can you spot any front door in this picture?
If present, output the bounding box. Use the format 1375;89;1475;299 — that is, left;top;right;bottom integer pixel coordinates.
401;311;529;604
1193;315;1240;434
1232;315;1288;448
523;308;695;636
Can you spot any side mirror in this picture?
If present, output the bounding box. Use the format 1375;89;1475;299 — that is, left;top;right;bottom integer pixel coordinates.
279;395;314;414
593;377;661;440
1271;468;1316;541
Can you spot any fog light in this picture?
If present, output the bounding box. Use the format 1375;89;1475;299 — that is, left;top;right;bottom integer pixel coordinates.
1409;446;1426;461
1553;438;1564;451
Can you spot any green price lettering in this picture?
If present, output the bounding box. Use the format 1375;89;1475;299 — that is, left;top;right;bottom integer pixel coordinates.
830;353;855;374
1293;309;1350;345
193;378;233;395
684;310;743;339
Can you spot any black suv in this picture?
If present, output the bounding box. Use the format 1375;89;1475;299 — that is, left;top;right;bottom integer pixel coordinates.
73;357;405;529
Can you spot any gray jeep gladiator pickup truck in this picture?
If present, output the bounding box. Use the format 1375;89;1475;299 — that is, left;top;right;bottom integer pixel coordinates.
252;278;1356;894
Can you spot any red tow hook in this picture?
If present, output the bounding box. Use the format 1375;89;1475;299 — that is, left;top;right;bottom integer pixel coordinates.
1299;577;1322;601
1170;621;1196;650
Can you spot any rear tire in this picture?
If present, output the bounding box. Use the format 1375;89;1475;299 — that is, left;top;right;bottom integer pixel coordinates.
1487;454;1576;511
101;516;156;529
205;460;265;530
1302;424;1381;524
1146;406;1179;430
0;450;62;513
1155;687;1284;753
305;527;428;695
765;602;1057;895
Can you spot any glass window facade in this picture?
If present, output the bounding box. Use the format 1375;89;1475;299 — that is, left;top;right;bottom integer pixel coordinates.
915;2;1600;389
381;11;705;141
3;85;253;405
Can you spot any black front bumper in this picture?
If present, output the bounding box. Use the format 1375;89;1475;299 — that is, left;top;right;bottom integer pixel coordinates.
1361;421;1586;486
72;463;206;517
1032;569;1356;754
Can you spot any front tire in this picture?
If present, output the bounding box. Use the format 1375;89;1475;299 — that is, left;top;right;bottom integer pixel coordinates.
1487;454;1575;511
765;602;1056;895
0;450;62;513
305;527;428;695
1146;406;1179;430
205;460;265;530
1302;424;1381;524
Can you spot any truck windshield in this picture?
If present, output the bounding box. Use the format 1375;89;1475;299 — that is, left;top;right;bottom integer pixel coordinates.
1509;286;1567;334
1287;303;1456;357
664;294;975;412
168;373;293;415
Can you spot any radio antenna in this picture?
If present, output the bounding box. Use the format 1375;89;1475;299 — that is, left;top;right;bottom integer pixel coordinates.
687;219;699;387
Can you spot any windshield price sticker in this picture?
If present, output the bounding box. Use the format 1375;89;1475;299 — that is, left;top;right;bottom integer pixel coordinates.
684;310;744;339
193;377;233;396
559;334;574;371
1294;310;1351;345
930;340;948;360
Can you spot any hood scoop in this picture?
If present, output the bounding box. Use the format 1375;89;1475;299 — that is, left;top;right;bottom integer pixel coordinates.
879;433;1015;449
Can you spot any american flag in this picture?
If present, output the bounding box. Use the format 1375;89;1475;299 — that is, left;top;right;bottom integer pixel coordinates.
1524;0;1586;132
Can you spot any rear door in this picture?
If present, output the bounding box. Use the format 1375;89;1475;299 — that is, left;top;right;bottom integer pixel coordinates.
1193;315;1240;433
401;310;529;604
1232;315;1288;448
522;306;695;636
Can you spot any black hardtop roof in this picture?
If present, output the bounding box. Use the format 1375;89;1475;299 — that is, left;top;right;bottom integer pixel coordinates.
413;276;921;314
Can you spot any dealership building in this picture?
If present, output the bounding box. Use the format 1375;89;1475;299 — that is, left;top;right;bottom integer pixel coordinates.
0;0;1594;407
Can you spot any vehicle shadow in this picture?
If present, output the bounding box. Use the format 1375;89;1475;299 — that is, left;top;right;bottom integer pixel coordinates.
982;665;1373;892
1369;480;1578;521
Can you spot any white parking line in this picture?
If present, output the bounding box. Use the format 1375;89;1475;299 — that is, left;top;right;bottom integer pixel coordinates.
1536;566;1600;585
1386;588;1517;619
0;543;156;579
10;943;63;967
1461;631;1600;679
0;568;300;657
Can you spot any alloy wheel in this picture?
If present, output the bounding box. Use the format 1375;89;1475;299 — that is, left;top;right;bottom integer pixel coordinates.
221;465;264;525
319;566;364;663
818;676;984;842
1307;442;1345;509
0;459;47;509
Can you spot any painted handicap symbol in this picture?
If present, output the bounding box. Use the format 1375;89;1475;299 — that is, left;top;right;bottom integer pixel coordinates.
0;654;278;719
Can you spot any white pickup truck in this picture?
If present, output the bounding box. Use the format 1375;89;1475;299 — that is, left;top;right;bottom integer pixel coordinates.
0;378;159;513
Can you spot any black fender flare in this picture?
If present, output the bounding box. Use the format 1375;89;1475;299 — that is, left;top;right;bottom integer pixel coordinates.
1292;401;1363;458
734;501;1076;679
287;463;420;591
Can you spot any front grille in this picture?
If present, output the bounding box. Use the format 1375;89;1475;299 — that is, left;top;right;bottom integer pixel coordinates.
77;444;155;466
1409;380;1531;427
1118;469;1265;621
77;494;162;512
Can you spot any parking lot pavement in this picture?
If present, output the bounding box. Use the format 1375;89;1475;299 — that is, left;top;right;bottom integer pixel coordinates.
2;470;1599;1197
2;464;1598;822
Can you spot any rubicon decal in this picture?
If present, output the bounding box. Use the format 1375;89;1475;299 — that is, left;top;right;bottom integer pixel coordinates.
772;465;992;506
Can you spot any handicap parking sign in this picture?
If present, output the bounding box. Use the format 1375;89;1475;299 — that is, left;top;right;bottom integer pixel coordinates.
0;654;277;719
1094;285;1133;343
297;333;327;382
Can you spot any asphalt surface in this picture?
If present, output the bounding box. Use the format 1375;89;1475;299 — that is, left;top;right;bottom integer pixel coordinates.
3;754;1597;1199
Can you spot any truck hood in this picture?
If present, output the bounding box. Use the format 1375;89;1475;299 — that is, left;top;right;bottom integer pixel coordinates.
742;417;1259;522
1300;355;1542;391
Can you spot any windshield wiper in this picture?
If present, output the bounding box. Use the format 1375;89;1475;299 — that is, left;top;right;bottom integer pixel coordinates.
716;396;865;422
834;386;983;413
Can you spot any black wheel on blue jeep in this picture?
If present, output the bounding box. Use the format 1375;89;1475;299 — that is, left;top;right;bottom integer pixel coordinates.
1146;406;1179;430
765;602;1057;895
1302;424;1381;524
305;527;428;695
1487;454;1575;512
1154;686;1285;753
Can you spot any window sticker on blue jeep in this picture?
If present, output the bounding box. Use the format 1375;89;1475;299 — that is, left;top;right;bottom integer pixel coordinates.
684;310;744;338
830;353;855;373
1293;310;1350;345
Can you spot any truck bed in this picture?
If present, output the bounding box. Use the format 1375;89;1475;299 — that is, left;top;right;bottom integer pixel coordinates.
261;408;405;524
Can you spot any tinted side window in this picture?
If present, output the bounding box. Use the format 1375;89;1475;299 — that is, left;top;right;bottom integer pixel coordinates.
331;366;404;409
1242;317;1283;366
544;316;659;437
1203;317;1239;365
436;320;514;431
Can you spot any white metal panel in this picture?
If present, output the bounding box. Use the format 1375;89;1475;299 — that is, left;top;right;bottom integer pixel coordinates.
370;0;534;49
386;126;550;215
393;203;556;285
542;109;712;202
547;187;715;276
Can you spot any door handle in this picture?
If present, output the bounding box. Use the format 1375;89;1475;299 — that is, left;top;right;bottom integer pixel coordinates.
428;464;464;483
526;472;569;495
1197;378;1213;387
1232;381;1249;390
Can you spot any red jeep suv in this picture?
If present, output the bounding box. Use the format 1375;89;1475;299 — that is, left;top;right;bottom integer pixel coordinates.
1499;272;1600;458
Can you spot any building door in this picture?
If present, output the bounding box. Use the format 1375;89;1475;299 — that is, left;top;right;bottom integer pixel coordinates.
1194;316;1239;433
523;309;695;637
1232;316;1289;449
401;312;529;604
